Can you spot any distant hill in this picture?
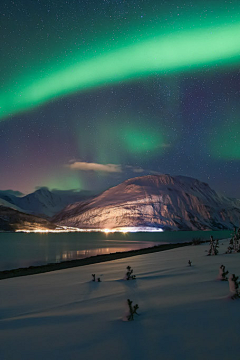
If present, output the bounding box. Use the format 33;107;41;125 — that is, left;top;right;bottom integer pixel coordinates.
0;206;58;232
53;174;240;231
0;188;94;218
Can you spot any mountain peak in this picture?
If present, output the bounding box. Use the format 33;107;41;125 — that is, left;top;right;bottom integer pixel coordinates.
34;187;52;197
0;187;93;218
53;174;240;231
123;174;209;188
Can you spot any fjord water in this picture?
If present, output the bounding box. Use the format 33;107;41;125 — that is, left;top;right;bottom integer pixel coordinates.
0;230;231;271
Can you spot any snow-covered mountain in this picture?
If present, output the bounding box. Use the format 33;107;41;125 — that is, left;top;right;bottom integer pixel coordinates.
0;188;94;218
0;190;24;212
53;174;240;231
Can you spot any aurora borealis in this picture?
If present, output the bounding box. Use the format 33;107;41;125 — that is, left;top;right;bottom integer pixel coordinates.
1;0;240;197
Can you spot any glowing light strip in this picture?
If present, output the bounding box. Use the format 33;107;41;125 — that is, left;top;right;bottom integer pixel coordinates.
15;226;164;233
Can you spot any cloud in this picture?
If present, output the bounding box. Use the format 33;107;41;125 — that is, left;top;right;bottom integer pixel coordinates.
67;161;161;176
132;168;145;173
68;161;122;173
125;166;161;174
35;186;49;191
161;144;171;148
126;165;145;173
0;189;25;197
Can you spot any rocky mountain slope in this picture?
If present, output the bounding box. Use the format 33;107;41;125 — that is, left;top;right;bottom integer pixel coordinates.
0;206;59;232
53;174;240;231
0;188;94;218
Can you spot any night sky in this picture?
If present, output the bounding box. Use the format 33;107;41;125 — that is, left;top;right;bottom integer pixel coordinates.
1;0;240;197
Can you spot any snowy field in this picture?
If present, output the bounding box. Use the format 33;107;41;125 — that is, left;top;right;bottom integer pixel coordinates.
1;238;240;360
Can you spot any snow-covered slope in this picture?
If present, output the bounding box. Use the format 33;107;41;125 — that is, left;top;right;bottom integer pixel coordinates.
14;188;74;218
0;188;94;218
0;206;59;231
53;174;240;230
0;197;23;212
1;240;240;360
0;190;25;212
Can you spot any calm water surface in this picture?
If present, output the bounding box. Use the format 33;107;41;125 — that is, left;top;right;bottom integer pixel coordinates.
0;230;231;271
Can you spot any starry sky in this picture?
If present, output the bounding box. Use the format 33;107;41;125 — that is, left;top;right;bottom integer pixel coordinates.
1;0;240;197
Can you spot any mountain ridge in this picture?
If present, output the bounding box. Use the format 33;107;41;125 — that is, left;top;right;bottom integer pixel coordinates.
0;188;95;218
53;174;240;231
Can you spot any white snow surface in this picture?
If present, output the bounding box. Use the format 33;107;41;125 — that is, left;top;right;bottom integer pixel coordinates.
1;239;240;360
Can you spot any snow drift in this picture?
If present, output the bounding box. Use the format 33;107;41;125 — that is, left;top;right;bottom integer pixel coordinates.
1;239;240;360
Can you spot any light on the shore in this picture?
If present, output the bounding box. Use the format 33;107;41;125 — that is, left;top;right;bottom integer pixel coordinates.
104;229;112;234
15;226;164;233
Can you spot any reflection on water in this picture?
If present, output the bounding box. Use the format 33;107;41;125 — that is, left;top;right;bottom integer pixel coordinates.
60;243;158;262
0;230;232;271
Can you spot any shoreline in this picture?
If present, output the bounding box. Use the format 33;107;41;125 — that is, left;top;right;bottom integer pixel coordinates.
0;242;193;280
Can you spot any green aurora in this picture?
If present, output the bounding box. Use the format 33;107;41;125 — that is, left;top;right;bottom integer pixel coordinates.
1;19;240;120
121;125;164;154
1;0;240;196
211;123;240;160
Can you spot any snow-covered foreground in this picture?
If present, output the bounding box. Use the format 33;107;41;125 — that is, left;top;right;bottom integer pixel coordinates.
1;239;240;360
